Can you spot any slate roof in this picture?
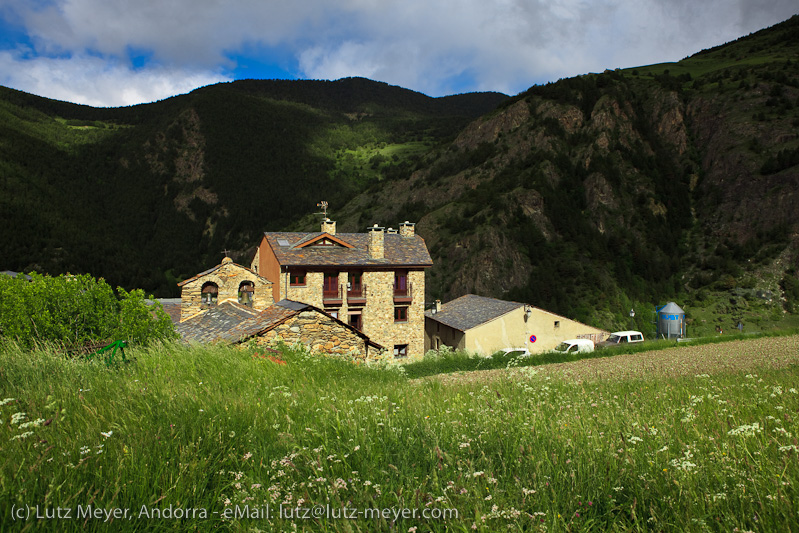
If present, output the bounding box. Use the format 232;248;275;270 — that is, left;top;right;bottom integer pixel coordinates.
176;299;382;348
1;271;32;281
176;301;260;343
263;232;433;268
424;294;524;332
154;298;182;324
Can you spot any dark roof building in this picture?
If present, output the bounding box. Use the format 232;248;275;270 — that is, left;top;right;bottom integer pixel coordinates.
250;218;432;360
260;230;433;268
425;294;523;331
425;294;608;355
177;299;382;359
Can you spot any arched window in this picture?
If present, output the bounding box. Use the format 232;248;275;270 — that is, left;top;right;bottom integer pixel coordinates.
238;281;255;307
201;282;218;307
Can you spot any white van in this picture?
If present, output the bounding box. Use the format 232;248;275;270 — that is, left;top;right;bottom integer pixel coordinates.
554;339;595;353
600;331;645;347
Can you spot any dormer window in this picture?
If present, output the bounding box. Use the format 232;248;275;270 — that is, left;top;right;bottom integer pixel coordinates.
238;281;255;307
201;282;218;306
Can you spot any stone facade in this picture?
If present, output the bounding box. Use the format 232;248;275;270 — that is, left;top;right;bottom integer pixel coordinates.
178;257;273;322
254;220;433;361
280;268;426;359
253;310;376;359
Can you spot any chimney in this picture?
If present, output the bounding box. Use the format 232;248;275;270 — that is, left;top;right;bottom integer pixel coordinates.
368;224;384;259
435;299;441;313
399;221;415;238
321;218;336;235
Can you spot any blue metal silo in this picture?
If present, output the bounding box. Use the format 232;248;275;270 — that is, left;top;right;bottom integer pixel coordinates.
657;302;685;339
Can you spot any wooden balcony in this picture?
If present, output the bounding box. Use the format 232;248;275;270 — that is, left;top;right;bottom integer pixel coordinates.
322;285;343;306
347;283;367;305
393;282;413;303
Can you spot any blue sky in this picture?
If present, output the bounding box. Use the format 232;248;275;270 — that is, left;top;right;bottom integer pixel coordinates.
0;1;795;107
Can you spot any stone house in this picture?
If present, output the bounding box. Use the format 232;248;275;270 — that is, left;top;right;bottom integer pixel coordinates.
177;257;273;322
425;294;608;355
177;299;383;359
174;257;383;359
250;219;432;360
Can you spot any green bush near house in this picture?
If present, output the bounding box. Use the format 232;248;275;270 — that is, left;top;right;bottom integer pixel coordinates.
0;272;178;350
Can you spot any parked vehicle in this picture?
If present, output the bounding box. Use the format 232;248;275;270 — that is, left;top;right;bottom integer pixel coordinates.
554;339;595;353
497;348;531;358
599;330;645;347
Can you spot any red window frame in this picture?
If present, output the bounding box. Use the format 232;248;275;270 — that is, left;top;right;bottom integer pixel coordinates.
289;271;306;286
394;306;408;322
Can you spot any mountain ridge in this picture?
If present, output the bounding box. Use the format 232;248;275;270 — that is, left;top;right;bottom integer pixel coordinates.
1;15;798;334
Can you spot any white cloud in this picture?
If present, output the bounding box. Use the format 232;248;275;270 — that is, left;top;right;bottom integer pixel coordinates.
0;0;796;104
0;49;228;107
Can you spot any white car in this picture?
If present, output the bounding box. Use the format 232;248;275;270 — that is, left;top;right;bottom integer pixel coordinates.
554;339;595;353
600;331;645;347
496;348;531;358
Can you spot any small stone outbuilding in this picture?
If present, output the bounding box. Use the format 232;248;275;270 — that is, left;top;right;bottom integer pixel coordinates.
177;299;383;360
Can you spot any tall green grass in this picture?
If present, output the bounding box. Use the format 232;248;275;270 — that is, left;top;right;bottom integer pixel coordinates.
1;340;797;531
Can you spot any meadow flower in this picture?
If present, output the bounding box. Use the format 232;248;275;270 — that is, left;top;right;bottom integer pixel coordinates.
0;398;15;407
18;418;44;429
728;423;762;437
100;430;113;438
10;412;26;425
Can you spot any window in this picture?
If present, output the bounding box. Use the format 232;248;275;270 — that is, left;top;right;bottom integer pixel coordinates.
329;311;338;319
393;344;408;358
348;271;362;294
201;282;218;306
348;313;362;331
238;281;255;306
394;270;408;296
323;272;339;299
290;271;306;286
394;306;408;322
554;321;560;328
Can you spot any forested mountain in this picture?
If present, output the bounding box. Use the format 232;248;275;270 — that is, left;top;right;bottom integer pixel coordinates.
0;78;507;294
2;15;798;334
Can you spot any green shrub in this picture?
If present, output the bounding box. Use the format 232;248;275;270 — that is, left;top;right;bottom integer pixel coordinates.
0;273;178;349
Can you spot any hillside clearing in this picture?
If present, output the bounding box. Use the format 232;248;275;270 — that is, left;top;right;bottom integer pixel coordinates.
430;334;799;386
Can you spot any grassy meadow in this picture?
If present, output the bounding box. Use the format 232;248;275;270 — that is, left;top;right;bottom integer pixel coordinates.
1;338;798;532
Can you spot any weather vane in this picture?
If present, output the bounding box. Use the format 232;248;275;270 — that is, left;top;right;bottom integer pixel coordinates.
221;248;231;258
316;201;329;219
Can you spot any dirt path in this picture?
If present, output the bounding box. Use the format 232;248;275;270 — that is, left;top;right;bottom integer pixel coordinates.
429;334;799;386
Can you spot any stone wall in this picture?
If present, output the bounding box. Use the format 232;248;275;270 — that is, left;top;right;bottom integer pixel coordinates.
253;310;374;359
180;258;273;321
285;271;324;304
278;266;426;361
361;269;425;360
